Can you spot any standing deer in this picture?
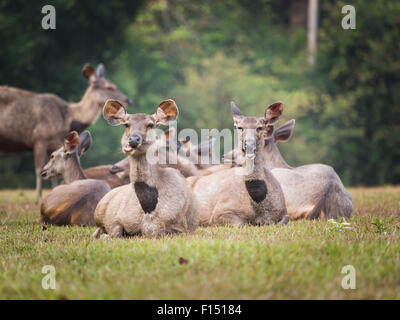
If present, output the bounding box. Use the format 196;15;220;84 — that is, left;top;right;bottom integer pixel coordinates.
225;117;353;220
0;63;129;204
93;99;199;238
40;131;110;226
186;102;288;227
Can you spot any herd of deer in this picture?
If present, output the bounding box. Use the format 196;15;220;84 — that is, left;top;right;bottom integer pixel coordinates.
0;63;353;238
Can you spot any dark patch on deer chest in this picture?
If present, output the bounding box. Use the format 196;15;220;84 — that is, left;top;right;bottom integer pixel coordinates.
134;182;159;214
245;179;268;203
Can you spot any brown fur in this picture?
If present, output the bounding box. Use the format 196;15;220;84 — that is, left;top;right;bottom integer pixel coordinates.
40;131;110;226
107;128;199;178
187;102;287;227
93;99;199;238
0;64;129;204
225;118;353;220
179;138;218;170
83;164;130;189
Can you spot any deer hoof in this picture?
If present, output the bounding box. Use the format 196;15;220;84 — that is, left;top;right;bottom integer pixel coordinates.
279;215;290;226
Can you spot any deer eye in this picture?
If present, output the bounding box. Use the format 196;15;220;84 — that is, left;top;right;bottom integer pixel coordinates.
147;123;155;129
124;123;129;128
235;126;243;131
256;127;263;132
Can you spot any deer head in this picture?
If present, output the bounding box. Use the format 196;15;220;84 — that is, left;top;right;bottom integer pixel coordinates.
82;64;131;106
231;101;283;159
41;131;92;179
103;99;179;156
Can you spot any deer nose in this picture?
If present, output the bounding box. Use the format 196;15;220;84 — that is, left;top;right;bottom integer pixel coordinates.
129;135;141;148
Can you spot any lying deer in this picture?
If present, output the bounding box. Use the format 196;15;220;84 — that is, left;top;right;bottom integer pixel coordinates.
93;99;199;238
225;118;353;220
103;127;199;179
40;131;111;226
0;63;129;204
179;137;217;170
83;161;130;189
186;102;288;226
155;127;199;177
178;137;232;175
264;119;353;219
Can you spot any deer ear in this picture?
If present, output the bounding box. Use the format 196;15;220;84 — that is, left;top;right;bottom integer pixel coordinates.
64;131;80;154
164;127;176;141
154;99;179;125
78;131;92;156
82;64;95;79
109;164;124;174
109;157;129;174
265;125;274;139
164;127;179;149
103;100;127;126
231;101;242;119
265;101;283;125
274;119;295;142
95;64;105;78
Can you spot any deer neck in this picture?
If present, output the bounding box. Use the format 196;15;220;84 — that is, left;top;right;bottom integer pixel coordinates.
263;139;291;169
69;86;102;127
63;154;86;184
129;152;160;214
241;143;270;204
129;153;156;185
242;145;265;181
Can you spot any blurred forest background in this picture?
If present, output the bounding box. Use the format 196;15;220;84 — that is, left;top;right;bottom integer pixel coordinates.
0;0;399;188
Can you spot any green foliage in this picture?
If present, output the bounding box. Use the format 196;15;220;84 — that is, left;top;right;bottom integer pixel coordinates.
314;0;400;185
1;0;399;187
370;218;387;234
0;187;399;299
0;0;145;186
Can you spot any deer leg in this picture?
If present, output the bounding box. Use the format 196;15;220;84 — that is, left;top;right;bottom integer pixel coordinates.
108;224;124;238
278;215;290;226
33;142;48;205
92;227;105;239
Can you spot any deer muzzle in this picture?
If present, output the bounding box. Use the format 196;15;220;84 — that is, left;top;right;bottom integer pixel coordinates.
124;134;142;153
244;139;256;158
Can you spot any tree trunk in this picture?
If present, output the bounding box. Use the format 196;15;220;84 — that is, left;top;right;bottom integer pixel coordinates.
307;0;319;66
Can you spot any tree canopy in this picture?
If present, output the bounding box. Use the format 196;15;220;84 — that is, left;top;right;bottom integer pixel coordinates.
1;0;399;187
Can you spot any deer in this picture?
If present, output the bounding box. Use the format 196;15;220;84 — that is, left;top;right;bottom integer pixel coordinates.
178;137;217;169
264;119;353;219
93;99;199;238
186;102;288;227
225;117;353;220
40;131;111;226
0;63;129;204
178;137;233;175
104;127;199;179
155;127;199;177
83;160;130;189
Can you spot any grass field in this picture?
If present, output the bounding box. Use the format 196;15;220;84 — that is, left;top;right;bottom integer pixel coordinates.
0;187;399;299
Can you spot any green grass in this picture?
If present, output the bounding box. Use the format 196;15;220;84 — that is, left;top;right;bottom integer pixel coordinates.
0;187;399;299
